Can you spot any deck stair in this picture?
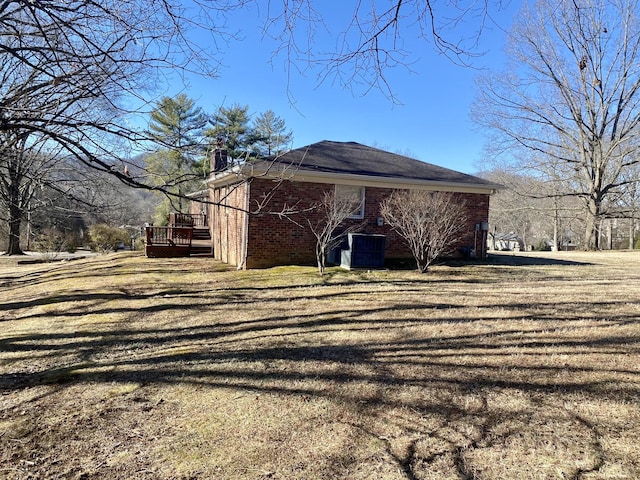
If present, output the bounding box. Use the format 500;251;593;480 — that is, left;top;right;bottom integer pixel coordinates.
191;226;212;256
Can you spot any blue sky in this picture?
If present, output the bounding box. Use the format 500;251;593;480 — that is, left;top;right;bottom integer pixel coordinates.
170;1;521;174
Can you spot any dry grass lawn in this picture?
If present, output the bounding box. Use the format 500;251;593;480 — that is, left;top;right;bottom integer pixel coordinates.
0;250;639;479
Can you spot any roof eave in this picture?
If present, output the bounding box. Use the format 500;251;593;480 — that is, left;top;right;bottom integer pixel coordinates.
207;163;502;195
206;165;246;187
290;169;502;194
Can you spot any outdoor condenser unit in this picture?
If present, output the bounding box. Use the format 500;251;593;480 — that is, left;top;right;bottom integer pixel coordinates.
340;233;386;269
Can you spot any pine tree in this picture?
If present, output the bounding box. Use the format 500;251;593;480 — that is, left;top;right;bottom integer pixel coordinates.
251;110;293;157
145;94;207;216
205;104;252;164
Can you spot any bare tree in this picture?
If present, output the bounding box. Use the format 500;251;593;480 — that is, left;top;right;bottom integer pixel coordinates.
0;1;235;253
307;190;363;275
474;0;640;250
0;134;43;254
626;182;640;249
0;1;217;178
481;168;584;251
614;164;640;249
380;190;466;273
0;129;105;254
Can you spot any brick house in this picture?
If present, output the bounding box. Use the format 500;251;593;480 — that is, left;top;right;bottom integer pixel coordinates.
205;140;501;269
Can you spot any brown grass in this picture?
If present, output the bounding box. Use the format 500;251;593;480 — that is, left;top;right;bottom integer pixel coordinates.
0;251;639;479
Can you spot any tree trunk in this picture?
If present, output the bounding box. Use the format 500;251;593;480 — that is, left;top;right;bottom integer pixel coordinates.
317;244;326;275
551;196;561;252
491;226;497;251
7;208;24;255
6;170;24;255
583;198;600;250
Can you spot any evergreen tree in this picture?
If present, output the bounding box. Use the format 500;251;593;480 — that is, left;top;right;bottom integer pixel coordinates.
145;94;207;215
205;104;252;164
251;110;293;157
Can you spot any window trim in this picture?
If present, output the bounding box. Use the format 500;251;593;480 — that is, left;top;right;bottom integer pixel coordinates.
335;184;365;219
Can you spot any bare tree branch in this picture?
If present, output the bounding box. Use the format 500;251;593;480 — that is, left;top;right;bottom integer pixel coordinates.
306;189;365;274
263;0;508;101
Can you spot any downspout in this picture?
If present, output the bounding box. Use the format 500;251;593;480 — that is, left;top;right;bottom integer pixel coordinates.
238;180;250;270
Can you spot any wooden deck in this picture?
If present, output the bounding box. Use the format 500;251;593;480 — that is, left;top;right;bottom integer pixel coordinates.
145;214;212;258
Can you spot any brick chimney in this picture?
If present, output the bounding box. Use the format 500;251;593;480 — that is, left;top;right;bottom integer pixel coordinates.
213;149;228;172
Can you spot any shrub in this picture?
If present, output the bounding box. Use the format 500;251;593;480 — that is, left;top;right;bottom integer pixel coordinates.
380;191;467;273
33;228;67;261
534;240;552;251
133;236;146;251
88;224;129;254
64;232;82;253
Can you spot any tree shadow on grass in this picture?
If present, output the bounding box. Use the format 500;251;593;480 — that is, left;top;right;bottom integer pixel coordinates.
1;254;638;478
483;252;593;266
2;294;639;393
2;312;637;478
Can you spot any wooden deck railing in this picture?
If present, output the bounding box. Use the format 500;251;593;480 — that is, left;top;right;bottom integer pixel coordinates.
168;213;208;228
145;216;211;258
145;226;193;246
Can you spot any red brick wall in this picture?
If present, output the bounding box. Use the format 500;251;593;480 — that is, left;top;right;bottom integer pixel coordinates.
244;179;328;268
188;199;204;217
458;192;491;258
237;178;491;269
211;182;248;266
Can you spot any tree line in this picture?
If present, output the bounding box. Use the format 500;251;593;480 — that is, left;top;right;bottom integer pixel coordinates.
483;168;640;252
0;88;292;253
474;0;640;251
143;94;292;225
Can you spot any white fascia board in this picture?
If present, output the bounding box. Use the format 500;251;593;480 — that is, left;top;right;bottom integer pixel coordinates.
206;165;246;188
186;189;209;198
208;163;502;195
291;170;501;195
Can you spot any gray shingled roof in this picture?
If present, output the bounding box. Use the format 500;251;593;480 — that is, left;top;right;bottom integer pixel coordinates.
269;140;497;187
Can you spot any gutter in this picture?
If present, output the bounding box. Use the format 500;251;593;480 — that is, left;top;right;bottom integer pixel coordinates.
208;163;503;195
186;189;209;198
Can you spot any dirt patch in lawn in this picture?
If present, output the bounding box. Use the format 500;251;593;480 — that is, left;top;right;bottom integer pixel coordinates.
1;251;639;479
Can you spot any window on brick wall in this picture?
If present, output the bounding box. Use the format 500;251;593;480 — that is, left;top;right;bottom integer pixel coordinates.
335;184;365;219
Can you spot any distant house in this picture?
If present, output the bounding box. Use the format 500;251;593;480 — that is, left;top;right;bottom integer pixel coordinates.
489;232;524;251
205;141;501;269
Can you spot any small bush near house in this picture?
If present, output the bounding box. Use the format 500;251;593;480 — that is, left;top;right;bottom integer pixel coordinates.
380;190;467;273
64;232;82;253
88;224;130;254
133;235;146;251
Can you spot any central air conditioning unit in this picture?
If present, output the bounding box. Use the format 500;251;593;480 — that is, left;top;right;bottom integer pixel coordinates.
340;233;386;269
